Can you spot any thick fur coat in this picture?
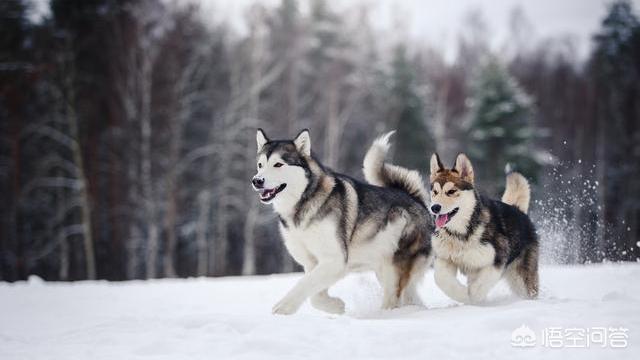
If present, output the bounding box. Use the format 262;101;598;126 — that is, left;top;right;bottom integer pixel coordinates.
428;153;539;303
252;129;433;315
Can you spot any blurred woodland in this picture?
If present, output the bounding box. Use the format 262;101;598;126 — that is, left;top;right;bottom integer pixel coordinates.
1;0;639;281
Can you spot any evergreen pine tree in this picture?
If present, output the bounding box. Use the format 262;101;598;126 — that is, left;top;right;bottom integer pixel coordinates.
390;44;434;170
590;0;640;259
466;58;541;193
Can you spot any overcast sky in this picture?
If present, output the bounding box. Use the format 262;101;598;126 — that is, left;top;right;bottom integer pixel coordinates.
198;0;640;61
27;0;640;61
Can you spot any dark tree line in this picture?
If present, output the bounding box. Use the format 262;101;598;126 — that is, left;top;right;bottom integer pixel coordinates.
1;0;638;281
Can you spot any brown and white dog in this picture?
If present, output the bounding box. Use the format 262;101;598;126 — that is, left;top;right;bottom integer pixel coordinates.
428;153;539;304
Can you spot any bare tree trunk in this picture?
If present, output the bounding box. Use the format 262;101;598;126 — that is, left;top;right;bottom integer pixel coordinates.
162;184;178;278
140;51;159;279
195;190;210;276
145;225;159;278
126;135;141;279
208;37;245;276
55;171;69;281
286;59;299;134
241;12;266;276
282;31;300;274
213;184;229;276
64;50;96;280
126;224;141;279
324;75;340;167
162;44;208;278
323;70;362;170
242;203;259;275
162;99;183;278
58;230;69;280
70;112;96;280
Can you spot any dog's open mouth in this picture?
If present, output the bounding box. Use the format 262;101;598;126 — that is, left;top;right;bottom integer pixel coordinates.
435;207;459;228
259;184;287;203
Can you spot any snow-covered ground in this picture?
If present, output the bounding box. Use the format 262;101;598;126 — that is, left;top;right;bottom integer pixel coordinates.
1;263;639;360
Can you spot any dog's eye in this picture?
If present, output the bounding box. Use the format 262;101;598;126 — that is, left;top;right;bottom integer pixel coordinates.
258;163;263;169
447;189;457;196
274;162;284;168
433;190;438;195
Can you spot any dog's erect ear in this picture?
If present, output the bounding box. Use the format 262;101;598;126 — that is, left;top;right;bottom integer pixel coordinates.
453;153;474;183
430;153;444;175
293;129;311;156
256;128;269;152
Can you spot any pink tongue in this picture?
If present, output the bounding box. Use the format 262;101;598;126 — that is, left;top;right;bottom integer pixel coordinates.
435;214;449;228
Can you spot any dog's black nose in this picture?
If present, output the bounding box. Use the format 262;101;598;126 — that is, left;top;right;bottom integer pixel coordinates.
430;204;441;214
252;176;264;188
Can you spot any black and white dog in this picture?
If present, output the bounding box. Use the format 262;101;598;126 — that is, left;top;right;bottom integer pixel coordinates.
252;129;433;314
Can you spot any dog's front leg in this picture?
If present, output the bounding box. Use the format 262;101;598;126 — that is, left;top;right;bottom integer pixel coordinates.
272;260;346;315
310;289;346;314
434;258;469;303
467;265;503;303
303;264;345;314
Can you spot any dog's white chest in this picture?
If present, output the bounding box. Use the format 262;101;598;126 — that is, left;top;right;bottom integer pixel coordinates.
279;218;344;263
432;226;495;270
432;234;464;264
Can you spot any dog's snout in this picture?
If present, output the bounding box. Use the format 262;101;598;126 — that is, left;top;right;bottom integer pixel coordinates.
430;204;441;214
252;176;265;188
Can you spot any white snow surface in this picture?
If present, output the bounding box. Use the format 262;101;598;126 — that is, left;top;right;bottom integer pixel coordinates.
1;263;639;360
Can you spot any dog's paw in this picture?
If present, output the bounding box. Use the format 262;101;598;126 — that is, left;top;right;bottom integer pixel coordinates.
272;297;302;315
381;296;400;310
401;294;424;307
311;295;345;315
447;287;470;304
467;286;488;304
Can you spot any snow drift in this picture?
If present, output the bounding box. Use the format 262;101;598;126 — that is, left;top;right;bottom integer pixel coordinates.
1;264;639;359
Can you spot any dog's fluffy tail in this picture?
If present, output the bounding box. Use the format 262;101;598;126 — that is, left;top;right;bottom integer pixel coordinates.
363;131;429;205
501;165;531;213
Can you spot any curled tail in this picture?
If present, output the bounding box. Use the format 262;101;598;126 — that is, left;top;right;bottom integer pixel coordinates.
501;166;531;213
363;131;428;205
